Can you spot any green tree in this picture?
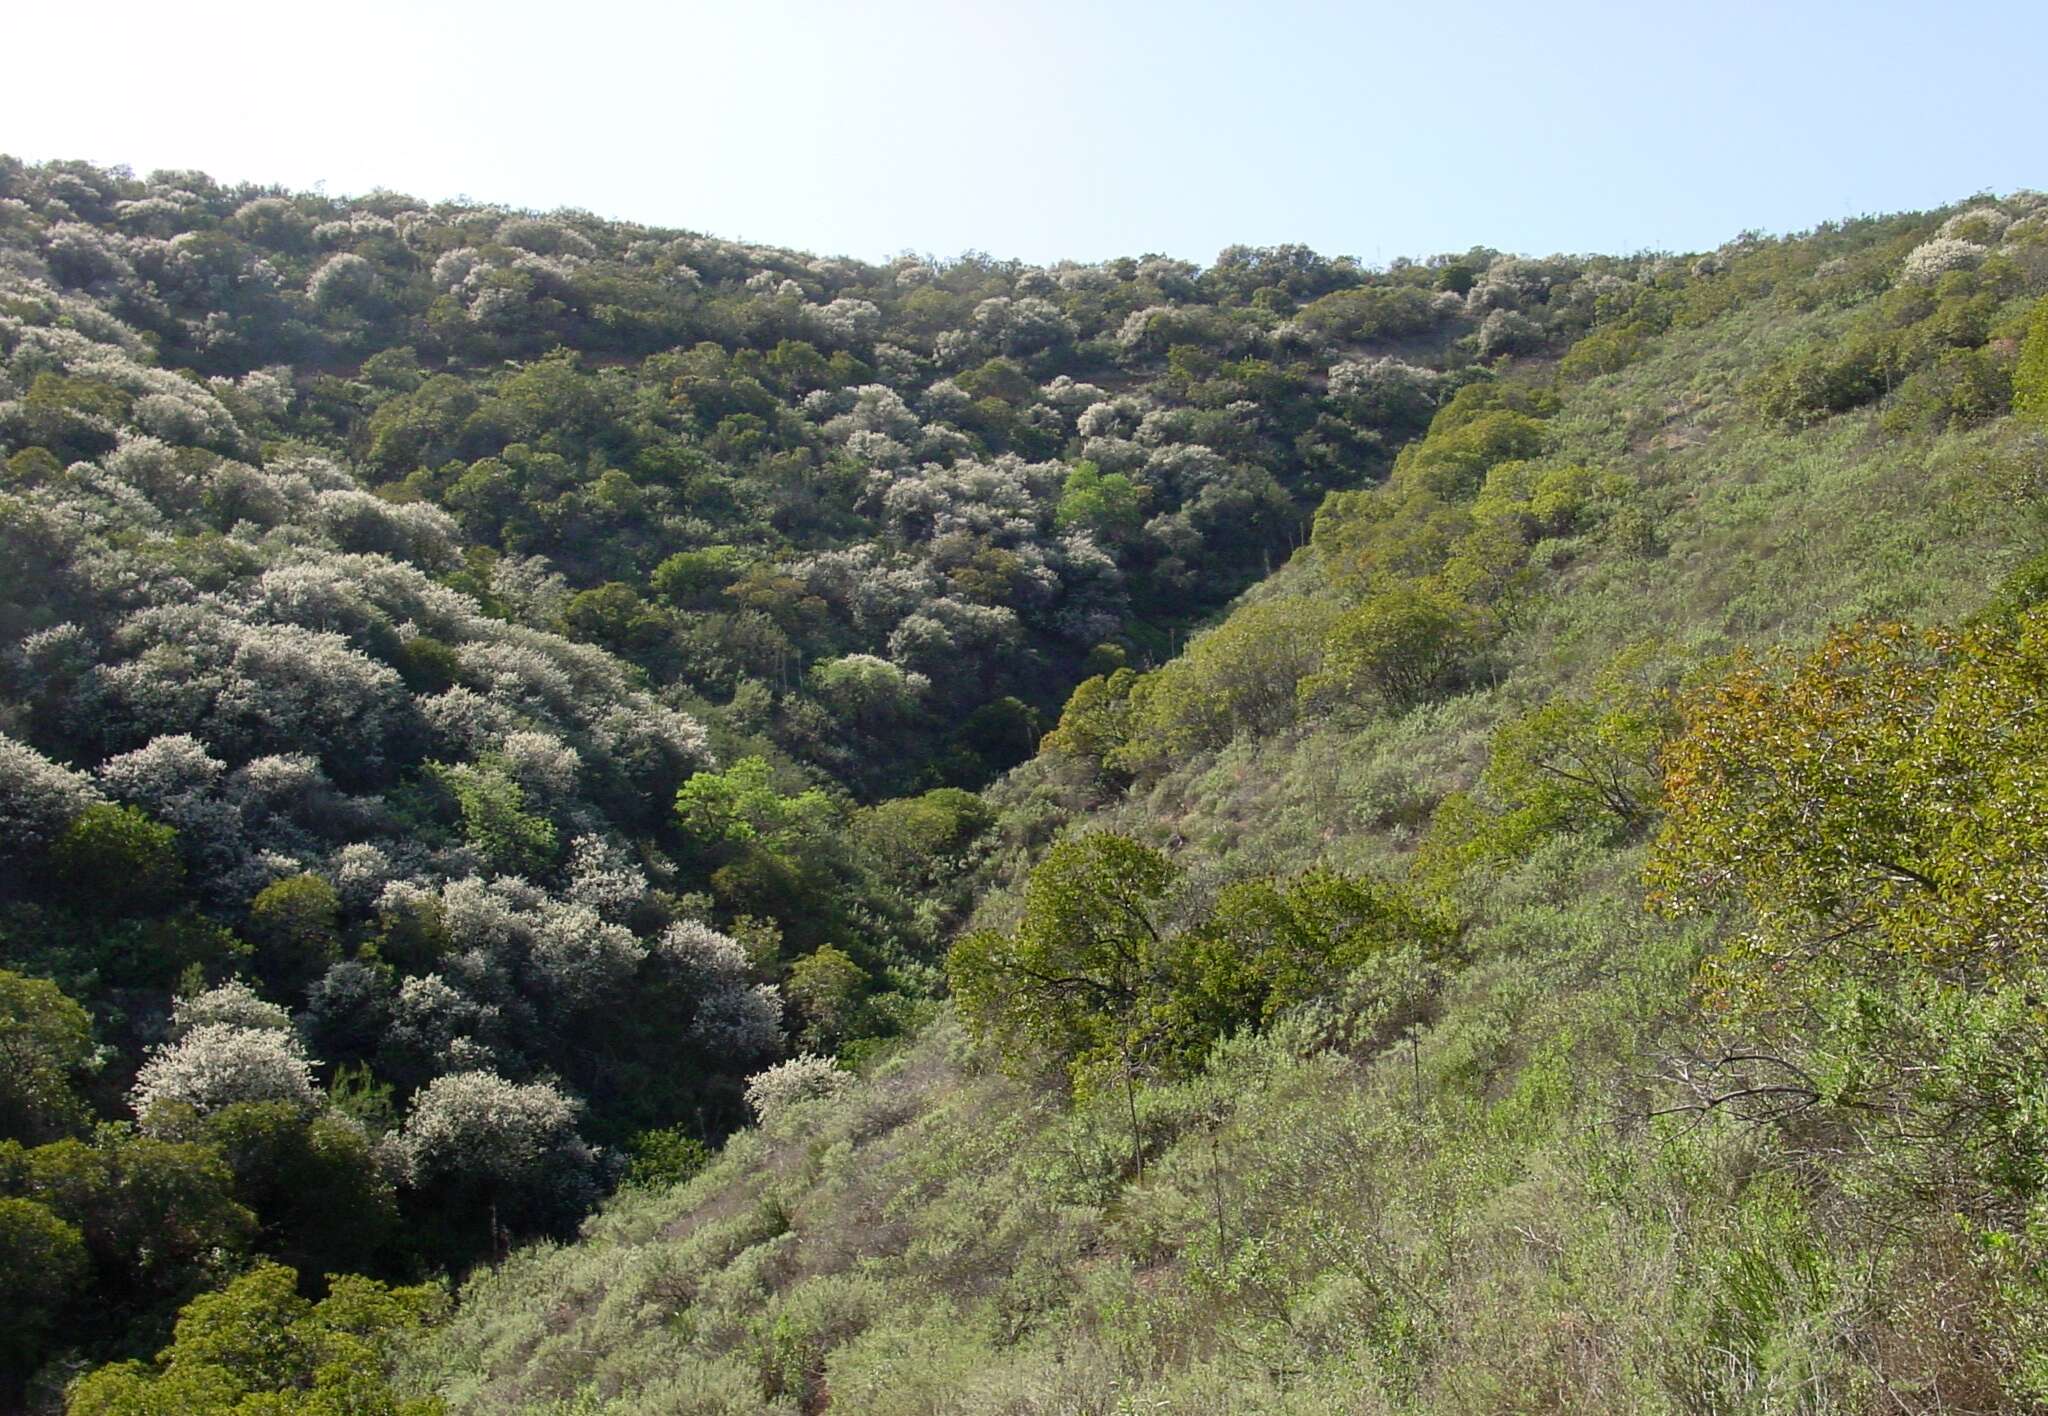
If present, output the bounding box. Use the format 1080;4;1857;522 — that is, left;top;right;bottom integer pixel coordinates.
649;545;745;609
673;757;834;853
50;804;183;916
65;1262;446;1416
784;945;870;1052
1039;668;1142;783
430;762;559;876
202;1102;399;1284
1159;870;1452;1073
8;1129;255;1320
1481;645;1678;840
0;970;98;1143
1113;598;1342;772
1305;584;1481;712
2016;295;2048;426
949;834;1178;1174
1054;460;1144;541
0;1196;87;1402
246;875;343;998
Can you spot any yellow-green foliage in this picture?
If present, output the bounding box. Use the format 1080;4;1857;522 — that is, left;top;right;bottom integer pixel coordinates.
68;1263;446;1416
2017;295;2048;425
1302;584;1482;712
1649;613;2048;1001
1109;598;1342;774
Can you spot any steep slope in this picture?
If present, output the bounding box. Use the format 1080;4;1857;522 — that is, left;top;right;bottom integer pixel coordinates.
404;198;2048;1414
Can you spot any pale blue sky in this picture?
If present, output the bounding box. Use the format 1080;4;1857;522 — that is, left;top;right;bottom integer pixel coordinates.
9;0;2042;266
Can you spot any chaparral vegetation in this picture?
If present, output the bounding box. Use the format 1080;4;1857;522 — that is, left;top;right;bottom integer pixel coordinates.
2;154;2048;1412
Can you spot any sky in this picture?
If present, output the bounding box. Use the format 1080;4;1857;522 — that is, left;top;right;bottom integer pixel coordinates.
7;0;2043;268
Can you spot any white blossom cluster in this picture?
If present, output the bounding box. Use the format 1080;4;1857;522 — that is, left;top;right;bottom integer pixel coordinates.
169;979;293;1037
398;1070;596;1189
0;731;101;866
1936;206;2012;243
1465;255;1581;313
1900;237;1989;285
131;1018;319;1126
496;216;598;261
743;1053;852;1124
1328;357;1443;414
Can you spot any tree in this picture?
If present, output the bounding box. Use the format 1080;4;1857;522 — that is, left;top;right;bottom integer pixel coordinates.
0;1197;87;1402
1159;870;1452;1073
1114;598;1342;771
201;1102;399;1285
0;970;98;1143
49;804;183;916
8;1130;255;1317
1480;645;1677;840
1306;585;1481;712
429;761;559;876
949;834;1178;1174
245;875;343;998
64;1262;446;1416
1054;460;1143;541
673;757;834;854
784;946;869;1052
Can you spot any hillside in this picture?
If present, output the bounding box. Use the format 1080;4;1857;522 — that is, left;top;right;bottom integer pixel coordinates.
405;203;2048;1413
0;156;2045;1412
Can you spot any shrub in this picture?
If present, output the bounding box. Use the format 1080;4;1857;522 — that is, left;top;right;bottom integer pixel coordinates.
1304;585;1482;712
48;803;182;915
2016;296;2048;427
399;1070;598;1242
0;971;98;1143
130;1021;319;1127
744;1055;852;1124
1900;237;1987;285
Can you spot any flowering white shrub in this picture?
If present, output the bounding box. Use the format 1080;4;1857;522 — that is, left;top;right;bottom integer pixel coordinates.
307;252;378;309
1076;398;1143;440
131;1020;319;1126
744;1054;851;1123
497;730;582;803
1900;237;1987;285
562;834;647;920
690;981;783;1057
168;980;292;1038
43;222;134;287
496;217;597;261
311;488;459;565
812;297;881;346
399;1070;596;1188
432;247;484;292
0;731;100;861
654;918;753;988
231;197;313;247
331;841;398;909
1936;206;2011;242
1476;308;1543;358
1467;255;1577;312
528;900;646;1007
